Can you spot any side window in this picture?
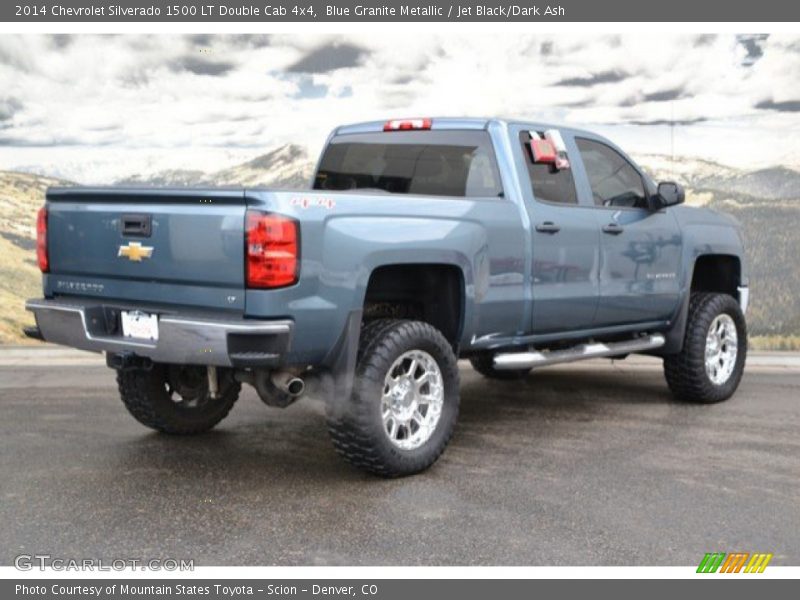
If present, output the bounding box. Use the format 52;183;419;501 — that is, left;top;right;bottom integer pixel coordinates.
576;138;648;209
519;131;578;205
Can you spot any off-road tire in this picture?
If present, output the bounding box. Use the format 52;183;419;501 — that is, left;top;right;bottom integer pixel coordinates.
664;292;747;403
327;319;460;477
469;352;531;380
117;364;240;434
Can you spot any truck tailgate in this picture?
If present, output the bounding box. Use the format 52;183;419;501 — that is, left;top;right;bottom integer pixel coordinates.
46;187;246;311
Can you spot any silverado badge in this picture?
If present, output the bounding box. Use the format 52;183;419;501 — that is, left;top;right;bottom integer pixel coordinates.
118;241;154;262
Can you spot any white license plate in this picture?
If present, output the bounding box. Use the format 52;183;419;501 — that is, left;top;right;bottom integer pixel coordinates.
120;311;159;341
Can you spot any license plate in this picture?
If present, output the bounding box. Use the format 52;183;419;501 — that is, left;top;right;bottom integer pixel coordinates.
120;311;159;341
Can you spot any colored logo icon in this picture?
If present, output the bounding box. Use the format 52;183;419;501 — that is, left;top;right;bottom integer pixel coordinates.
697;552;773;573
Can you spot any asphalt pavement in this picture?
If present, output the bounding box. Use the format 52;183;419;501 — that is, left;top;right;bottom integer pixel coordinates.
0;348;797;566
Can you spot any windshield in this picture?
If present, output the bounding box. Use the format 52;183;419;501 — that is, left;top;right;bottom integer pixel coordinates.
313;130;503;198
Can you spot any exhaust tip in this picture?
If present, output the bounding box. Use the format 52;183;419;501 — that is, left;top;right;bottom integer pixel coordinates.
268;371;305;398
286;377;305;397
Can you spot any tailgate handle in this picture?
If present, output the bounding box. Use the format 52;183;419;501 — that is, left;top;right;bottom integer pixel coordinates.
121;214;152;237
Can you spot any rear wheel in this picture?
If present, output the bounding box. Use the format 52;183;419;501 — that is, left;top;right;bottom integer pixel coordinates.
327;319;460;477
469;352;531;380
664;293;747;403
117;364;240;434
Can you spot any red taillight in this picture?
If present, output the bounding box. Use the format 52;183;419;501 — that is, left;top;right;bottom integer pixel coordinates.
36;206;49;273
383;118;432;131
245;211;298;288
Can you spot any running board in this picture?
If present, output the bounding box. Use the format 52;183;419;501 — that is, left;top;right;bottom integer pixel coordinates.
493;334;665;370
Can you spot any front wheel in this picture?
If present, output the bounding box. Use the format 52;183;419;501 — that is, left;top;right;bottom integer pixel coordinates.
663;292;747;403
326;319;460;477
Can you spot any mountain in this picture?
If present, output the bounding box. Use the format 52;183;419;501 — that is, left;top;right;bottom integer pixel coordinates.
0;152;798;343
116;144;314;189
636;155;800;202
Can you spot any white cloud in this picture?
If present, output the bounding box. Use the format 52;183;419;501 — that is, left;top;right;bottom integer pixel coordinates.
0;33;798;183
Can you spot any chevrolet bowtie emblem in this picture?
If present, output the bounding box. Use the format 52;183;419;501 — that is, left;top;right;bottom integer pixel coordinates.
118;241;154;262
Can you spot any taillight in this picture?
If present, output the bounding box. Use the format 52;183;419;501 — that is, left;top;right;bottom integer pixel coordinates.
36;206;48;273
245;211;298;288
383;118;432;131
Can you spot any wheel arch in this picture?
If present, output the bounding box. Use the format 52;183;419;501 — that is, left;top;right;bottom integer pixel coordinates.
361;262;467;350
661;252;746;354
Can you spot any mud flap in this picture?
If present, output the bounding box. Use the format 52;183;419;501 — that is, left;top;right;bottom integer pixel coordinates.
660;290;691;355
318;309;362;419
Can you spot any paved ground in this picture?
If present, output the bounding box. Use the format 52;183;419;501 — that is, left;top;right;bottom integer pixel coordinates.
0;348;797;566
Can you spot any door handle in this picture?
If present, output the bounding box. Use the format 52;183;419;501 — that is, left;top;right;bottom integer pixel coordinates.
121;214;152;237
535;221;561;234
602;223;624;235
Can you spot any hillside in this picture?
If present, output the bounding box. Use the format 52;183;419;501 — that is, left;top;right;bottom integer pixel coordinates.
696;191;800;336
0;171;74;343
116;144;314;189
0;151;798;344
637;155;800;202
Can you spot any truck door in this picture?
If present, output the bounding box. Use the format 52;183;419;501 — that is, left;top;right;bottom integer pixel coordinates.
573;137;682;327
516;131;600;334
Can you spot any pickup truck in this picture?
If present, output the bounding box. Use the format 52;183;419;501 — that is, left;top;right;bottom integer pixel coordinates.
26;117;749;477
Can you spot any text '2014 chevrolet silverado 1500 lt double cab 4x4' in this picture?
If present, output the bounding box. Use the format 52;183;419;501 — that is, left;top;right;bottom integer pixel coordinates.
26;117;749;477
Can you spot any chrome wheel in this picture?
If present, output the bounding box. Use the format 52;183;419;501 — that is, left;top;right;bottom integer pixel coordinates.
705;314;738;385
381;349;444;450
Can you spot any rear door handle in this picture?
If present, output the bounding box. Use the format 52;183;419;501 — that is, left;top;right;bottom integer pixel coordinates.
602;223;624;235
535;221;561;234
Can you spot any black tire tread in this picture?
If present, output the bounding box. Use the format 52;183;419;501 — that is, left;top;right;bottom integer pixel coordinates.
327;319;459;477
663;292;747;403
117;366;240;435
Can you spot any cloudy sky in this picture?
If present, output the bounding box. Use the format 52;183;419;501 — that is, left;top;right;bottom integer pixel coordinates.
0;33;798;183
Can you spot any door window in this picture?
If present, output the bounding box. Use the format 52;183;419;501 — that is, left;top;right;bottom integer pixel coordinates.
576;138;648;209
519;131;578;205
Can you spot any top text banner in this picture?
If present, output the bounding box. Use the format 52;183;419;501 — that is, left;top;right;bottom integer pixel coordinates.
5;0;800;22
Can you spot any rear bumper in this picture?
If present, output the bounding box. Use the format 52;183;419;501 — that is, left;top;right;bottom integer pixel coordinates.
25;298;292;368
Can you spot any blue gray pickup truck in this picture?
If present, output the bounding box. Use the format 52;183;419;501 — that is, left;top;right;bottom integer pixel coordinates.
26;117;749;476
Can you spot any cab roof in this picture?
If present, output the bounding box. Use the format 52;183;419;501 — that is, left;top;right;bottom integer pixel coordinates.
334;117;601;140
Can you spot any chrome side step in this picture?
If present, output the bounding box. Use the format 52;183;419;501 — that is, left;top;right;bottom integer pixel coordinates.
493;334;665;370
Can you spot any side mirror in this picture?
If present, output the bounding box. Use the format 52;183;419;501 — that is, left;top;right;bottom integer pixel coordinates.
656;181;685;208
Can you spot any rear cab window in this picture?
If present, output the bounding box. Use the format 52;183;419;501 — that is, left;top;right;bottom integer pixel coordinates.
518;131;578;205
314;130;503;198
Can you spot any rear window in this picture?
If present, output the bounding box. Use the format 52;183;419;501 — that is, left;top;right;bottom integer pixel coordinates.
313;130;503;198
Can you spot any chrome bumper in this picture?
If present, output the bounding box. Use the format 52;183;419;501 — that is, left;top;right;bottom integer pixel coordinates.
26;298;292;368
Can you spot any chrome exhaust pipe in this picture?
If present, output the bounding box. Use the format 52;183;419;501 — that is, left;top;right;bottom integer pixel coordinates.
207;365;219;399
270;371;305;398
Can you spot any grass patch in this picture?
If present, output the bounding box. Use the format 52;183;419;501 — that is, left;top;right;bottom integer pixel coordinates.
749;335;800;351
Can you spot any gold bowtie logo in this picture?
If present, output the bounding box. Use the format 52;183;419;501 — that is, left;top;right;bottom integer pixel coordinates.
118;242;154;262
